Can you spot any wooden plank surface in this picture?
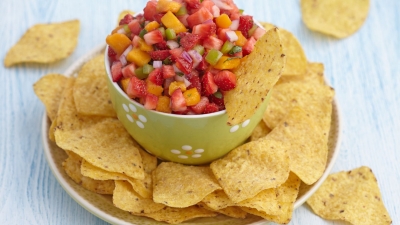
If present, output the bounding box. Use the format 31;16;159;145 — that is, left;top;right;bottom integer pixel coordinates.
0;0;399;224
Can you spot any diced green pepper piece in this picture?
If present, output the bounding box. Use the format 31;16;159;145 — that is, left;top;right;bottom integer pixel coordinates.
205;49;223;66
214;91;223;99
135;67;148;79
143;64;154;74
163;57;172;65
123;24;131;34
139;29;148;38
158;27;166;38
221;41;235;54
228;46;242;55
248;24;258;37
165;28;176;40
193;45;205;55
175;6;188;16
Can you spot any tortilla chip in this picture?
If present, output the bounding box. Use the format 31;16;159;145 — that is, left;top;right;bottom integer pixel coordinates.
201;190;236;210
4;20;80;67
113;180;165;214
237;188;281;216
260;22;307;76
33;74;68;121
249;120;271;141
118;10;135;24
307;166;392;225
300;0;370;38
134;205;217;224
198;202;247;219
224;27;285;125
54;78;144;180
48;118;57;142
265;107;328;185
210;139;290;203
73;54;117;117
153;162;221;208
62;152;115;194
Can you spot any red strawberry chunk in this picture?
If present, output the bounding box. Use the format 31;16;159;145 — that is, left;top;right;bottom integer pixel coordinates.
201;0;216;13
190;96;209;114
187;7;213;28
171;89;187;112
121;63;136;78
169;47;184;61
163;77;174;96
111;61;123;82
148;68;164;86
175;52;194;74
162;65;175;79
132;35;141;48
209;93;225;110
238;15;254;38
185;0;201;10
180;33;201;51
153;13;165;24
144;1;157;21
143;30;164;45
203;102;219;114
203;36;224;50
186;70;202;93
119;14;134;25
202;71;218;96
192;23;217;40
149;50;171;61
242;36;256;56
108;47;117;63
178;15;189;27
217;28;229;43
144;93;158;110
154;40;168;50
214;70;236;91
128;19;142;35
127;76;147;98
196;55;210;71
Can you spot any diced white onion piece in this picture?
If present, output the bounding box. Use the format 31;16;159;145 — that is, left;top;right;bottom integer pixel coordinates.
173;64;182;73
122;45;133;57
183;77;191;87
153;61;163;68
226;30;238;42
119;55;127;66
117;28;125;34
211;0;233;10
230;20;239;30
188;50;202;68
211;5;220;17
167;40;179;49
174;74;184;82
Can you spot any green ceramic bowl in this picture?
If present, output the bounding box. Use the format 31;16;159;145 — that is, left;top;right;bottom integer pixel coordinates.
104;47;271;165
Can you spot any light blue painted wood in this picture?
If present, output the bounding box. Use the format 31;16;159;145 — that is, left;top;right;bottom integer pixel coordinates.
0;0;398;224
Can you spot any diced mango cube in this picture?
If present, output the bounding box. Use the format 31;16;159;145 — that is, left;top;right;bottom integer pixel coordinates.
127;48;151;67
120;78;130;93
147;82;164;96
157;0;182;13
183;88;201;106
161;11;187;34
137;38;154;52
216;14;232;29
106;33;132;55
145;21;160;32
156;96;172;113
214;56;241;70
234;31;247;47
168;81;186;96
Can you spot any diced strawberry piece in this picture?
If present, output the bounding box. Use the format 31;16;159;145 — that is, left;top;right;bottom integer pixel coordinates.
180;33;201;51
132;35;141;48
242;36;256;56
169;48;184;61
119;14;134;25
171;89;187;112
144;93;158;110
185;0;201;10
201;0;216;13
175;56;193;74
163;77;174;96
217;28;229;43
190;96;209;114
108;47;117;63
192;23;217;40
154;40;168;50
143;30;164;45
128;19;142;35
238;15;254;38
214;70;236;91
202;71;218;96
203;102;219;114
253;27;266;40
187;7;213;28
162;65;175;79
202;36;224;50
111;61;123;82
149;50;171;61
127;76;147;98
196;55;209;71
153;13;165;24
178;15;189;27
186;70;201;93
209;93;225;110
144;1;158;21
148;68;164;86
121;63;136;78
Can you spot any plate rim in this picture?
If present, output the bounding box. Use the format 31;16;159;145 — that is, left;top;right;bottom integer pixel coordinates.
41;43;342;225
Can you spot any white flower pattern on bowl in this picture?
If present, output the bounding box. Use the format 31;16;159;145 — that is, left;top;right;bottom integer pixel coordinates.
122;103;147;129
229;119;251;133
170;145;205;159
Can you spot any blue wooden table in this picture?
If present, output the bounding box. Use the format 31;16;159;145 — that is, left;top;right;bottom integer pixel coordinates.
1;0;399;224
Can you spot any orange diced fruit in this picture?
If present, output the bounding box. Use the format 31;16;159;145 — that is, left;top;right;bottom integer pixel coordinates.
216;14;232;29
127;48;151;67
214;56;241;70
183;88;201;106
120;78;130;93
168;81;186;95
147;82;164;96
156;96;172;113
137;38;154;52
161;11;187;34
145;21;160;32
106;33;132;55
157;0;182;13
234;31;247;46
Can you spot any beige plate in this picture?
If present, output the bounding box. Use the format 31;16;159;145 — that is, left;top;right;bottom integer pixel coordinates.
41;44;342;225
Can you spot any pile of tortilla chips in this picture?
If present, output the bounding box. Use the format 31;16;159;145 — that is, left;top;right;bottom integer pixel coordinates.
33;17;390;225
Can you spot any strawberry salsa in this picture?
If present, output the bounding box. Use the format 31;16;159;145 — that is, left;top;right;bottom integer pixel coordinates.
106;0;266;115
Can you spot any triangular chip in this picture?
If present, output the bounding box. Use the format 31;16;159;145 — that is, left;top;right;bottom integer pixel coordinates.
4;20;80;67
210;139;290;203
301;0;370;38
307;166;392;225
201;190;236;210
198;202;247;219
153;162;221;208
224;27;285;125
249;120;271;141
